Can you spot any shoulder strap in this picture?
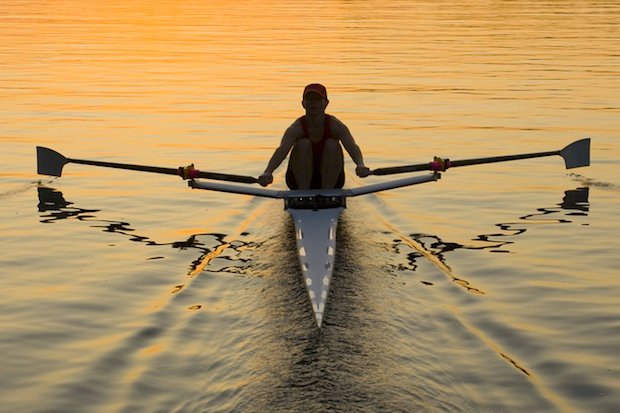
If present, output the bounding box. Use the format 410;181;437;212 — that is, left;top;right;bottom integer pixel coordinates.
322;114;332;141
299;116;309;139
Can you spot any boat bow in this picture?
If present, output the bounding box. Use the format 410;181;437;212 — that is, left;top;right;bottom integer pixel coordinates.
287;206;343;327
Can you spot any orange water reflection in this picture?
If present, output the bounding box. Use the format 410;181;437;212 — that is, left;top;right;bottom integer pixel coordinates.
1;2;619;412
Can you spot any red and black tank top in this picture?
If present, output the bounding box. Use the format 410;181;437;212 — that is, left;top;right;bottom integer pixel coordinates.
300;114;333;170
286;114;344;189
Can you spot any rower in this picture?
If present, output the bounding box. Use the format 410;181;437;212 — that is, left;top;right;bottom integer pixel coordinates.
258;84;371;189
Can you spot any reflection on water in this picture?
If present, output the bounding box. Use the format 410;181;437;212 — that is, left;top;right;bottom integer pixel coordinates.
2;0;618;411
414;187;587;254
559;187;590;213
390;187;589;295
34;185;490;411
37;186;257;279
38;184;588;304
28;181;615;413
38;186;98;217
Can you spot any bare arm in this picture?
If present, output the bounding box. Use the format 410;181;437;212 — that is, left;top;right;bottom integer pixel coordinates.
258;121;302;186
332;117;371;177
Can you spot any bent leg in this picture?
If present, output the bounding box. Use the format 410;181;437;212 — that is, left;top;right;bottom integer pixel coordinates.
288;138;313;190
320;139;344;189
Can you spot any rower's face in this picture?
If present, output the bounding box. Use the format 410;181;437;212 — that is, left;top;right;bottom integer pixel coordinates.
302;92;328;114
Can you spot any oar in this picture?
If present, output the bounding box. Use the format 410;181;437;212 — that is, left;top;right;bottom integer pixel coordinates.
370;138;590;176
36;146;259;184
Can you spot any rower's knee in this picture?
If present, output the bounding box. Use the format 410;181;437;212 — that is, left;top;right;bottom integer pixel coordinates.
292;138;312;156
324;138;341;152
323;139;343;160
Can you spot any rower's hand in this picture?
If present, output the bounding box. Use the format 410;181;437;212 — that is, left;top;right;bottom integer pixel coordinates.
355;165;371;178
258;173;273;187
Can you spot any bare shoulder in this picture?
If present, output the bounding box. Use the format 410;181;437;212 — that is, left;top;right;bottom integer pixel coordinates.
279;117;304;146
328;115;352;138
284;117;304;138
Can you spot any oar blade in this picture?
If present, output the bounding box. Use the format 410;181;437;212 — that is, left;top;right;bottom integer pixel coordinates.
37;146;68;176
561;138;590;169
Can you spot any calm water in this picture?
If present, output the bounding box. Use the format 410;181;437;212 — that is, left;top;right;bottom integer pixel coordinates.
1;1;619;412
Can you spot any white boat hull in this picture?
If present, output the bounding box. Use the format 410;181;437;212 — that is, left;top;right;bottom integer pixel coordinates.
189;173;440;327
287;207;343;327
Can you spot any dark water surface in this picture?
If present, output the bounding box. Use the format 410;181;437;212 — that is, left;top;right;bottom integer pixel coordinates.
1;1;619;412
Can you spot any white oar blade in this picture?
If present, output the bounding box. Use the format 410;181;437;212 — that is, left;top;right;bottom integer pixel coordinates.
37;146;68;176
561;138;590;169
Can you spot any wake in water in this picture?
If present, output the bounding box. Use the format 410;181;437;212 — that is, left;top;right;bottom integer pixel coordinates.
36;186;258;280
376;187;596;411
569;173;620;191
381;187;589;297
0;179;55;200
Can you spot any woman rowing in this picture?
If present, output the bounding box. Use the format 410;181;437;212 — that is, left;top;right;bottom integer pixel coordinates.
258;84;371;189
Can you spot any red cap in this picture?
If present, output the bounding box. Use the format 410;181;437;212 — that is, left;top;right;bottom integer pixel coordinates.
303;83;328;99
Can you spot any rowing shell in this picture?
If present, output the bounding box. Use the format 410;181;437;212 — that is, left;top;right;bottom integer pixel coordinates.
189;174;440;327
36;139;590;328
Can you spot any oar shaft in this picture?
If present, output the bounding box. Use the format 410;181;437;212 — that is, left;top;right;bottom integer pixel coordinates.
68;157;258;184
448;150;559;168
372;150;561;176
371;163;427;175
69;158;177;175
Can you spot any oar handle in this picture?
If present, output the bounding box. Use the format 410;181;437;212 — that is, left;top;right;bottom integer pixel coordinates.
195;170;258;184
371;157;452;175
